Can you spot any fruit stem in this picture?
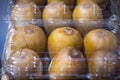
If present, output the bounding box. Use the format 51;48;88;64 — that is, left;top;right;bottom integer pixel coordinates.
64;27;74;35
70;49;80;58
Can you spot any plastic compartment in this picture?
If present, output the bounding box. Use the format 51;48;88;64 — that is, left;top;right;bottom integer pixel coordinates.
1;0;120;80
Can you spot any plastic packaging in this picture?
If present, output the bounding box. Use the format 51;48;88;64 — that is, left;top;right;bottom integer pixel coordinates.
1;0;120;80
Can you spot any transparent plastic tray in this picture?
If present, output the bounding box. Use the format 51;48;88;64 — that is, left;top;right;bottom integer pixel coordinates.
1;0;120;80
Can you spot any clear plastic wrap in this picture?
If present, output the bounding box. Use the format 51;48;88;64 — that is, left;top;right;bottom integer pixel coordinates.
1;0;120;80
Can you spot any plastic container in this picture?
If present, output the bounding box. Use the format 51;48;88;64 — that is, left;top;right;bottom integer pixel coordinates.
1;0;120;80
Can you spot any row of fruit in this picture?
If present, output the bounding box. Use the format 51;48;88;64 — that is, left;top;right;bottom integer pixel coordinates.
2;0;120;80
11;0;112;36
15;0;109;6
4;24;120;80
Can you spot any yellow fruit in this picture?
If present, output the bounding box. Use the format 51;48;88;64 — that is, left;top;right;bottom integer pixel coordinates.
48;0;75;6
11;25;46;57
88;50;120;80
11;1;41;23
84;29;118;58
73;1;103;36
49;47;87;80
6;49;42;80
48;27;82;58
73;1;103;21
43;1;72;35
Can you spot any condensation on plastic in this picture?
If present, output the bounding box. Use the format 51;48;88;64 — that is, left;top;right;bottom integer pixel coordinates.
1;24;50;80
1;0;120;80
3;49;43;80
43;1;73;35
11;0;43;28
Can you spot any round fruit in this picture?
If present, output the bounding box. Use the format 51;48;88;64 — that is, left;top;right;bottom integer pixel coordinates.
47;0;75;6
5;49;42;80
16;0;47;6
49;47;87;80
11;1;41;23
84;29;118;58
76;0;107;5
88;50;120;80
43;1;72;35
73;1;103;36
73;1;103;21
11;25;46;57
48;27;82;58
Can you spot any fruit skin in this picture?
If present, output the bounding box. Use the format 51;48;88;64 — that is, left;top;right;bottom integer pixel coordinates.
76;0;107;5
43;1;72;35
73;1;103;36
16;0;47;6
5;49;42;80
11;1;41;24
73;1;103;21
11;25;46;57
49;47;87;80
84;29;118;58
48;27;82;58
47;0;75;6
88;50;120;80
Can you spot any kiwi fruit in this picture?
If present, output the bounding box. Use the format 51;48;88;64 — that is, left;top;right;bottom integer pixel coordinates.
49;47;87;80
48;27;82;58
84;29;118;58
73;0;103;36
5;49;42;80
73;1;103;20
88;50;120;80
16;0;47;6
11;1;41;25
11;25;46;57
43;1;72;35
47;0;75;6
